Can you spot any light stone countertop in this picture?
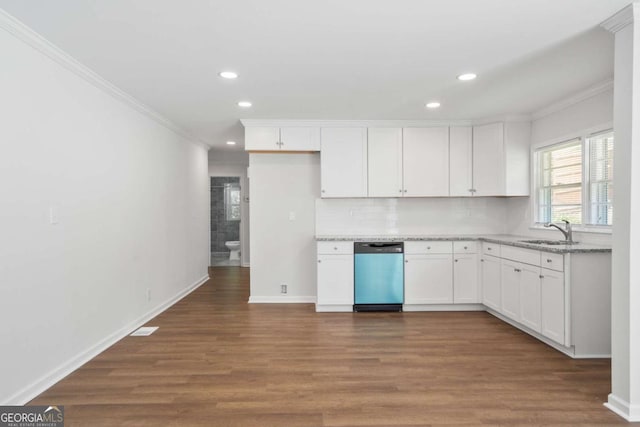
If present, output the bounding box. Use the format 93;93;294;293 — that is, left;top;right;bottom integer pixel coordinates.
315;234;611;254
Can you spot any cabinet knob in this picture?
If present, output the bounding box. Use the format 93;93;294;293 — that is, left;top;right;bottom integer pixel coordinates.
333;247;338;250
464;246;468;250
405;260;409;263
487;247;492;251
514;268;521;272
399;189;403;193
539;275;544;279
318;260;321;263
321;190;325;193
546;259;552;263
427;246;431;250
454;259;458;262
480;259;485;262
403;189;407;193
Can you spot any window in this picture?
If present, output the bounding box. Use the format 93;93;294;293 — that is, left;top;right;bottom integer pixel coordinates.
535;130;614;227
224;184;241;221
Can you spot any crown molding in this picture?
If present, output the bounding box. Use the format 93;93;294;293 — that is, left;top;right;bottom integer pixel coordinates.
0;9;210;150
240;119;473;128
601;3;636;33
531;79;614;121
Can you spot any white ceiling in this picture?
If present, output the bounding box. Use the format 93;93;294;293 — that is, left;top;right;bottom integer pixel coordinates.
0;0;630;150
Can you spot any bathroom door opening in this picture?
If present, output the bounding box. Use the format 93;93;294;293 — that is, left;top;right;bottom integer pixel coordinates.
210;177;241;266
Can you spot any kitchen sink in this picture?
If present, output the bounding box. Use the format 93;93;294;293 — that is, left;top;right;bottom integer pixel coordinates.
519;239;579;245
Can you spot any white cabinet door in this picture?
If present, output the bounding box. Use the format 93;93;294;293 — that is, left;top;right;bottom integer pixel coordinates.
317;254;354;305
320;128;368;198
519;264;542;332
367;128;403;197
481;255;501;311
403;127;449;197
245;127;280;150
449;126;473;197
404;254;453;304
472;122;504;196
540;268;565;344
280;127;320;151
453;253;479;303
500;259;521;322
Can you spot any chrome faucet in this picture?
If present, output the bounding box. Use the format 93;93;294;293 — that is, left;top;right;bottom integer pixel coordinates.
545;220;573;243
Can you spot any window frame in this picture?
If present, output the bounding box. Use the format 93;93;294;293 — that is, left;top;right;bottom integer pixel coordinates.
530;123;613;234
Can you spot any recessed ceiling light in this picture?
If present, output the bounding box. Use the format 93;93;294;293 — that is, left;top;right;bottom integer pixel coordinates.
238;101;252;108
425;102;441;109
226;141;236;145
219;71;238;79
457;73;477;81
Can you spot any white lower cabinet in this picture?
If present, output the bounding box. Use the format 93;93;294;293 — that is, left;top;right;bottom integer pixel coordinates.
519;264;542;333
316;242;354;310
404;253;453;304
500;260;521;322
481;255;501;311
540;268;565;344
453;254;479;303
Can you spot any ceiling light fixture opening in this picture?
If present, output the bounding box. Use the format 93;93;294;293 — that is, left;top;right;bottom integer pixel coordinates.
219;71;238;79
457;73;477;81
425;102;441;109
238;101;252;108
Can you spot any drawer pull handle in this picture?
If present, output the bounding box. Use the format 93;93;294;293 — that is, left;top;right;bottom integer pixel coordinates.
514;268;521;272
334;247;338;250
539;275;544;279
487;247;492;250
480;259;484;262
546;259;552;263
405;260;409;263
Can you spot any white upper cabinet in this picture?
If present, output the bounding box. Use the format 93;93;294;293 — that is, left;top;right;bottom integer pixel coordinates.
403;127;449;197
472;121;530;197
368;126;450;198
245;126;320;151
450;122;530;197
449;126;473;197
320;128;368;198
473;122;505;196
367;128;403;197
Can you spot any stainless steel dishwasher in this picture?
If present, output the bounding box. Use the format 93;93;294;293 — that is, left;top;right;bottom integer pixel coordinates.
353;242;404;312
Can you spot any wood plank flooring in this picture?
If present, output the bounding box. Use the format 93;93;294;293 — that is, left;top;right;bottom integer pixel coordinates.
30;267;631;426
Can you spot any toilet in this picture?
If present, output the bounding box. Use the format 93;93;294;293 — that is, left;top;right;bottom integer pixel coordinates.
225;241;241;260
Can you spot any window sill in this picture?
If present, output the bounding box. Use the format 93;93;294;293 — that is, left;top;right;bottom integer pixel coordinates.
529;224;612;235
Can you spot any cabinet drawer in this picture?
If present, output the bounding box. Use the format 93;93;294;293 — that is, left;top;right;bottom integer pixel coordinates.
500;245;540;266
540;252;564;272
317;241;353;255
453;241;477;254
482;242;501;257
405;241;452;254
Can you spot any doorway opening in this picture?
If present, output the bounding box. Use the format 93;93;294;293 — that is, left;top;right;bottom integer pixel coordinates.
210;177;241;266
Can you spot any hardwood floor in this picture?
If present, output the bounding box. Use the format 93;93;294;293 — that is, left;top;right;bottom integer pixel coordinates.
30;267;630;426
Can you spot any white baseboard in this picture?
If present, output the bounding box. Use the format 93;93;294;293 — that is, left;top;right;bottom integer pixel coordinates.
5;274;209;405
248;296;315;303
605;393;640;421
241;262;250;268
403;304;485;312
315;304;353;312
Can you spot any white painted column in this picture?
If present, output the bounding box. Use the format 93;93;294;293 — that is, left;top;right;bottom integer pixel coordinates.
601;2;640;422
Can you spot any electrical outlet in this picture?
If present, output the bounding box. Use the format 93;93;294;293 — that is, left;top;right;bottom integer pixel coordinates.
280;284;288;294
146;289;151;301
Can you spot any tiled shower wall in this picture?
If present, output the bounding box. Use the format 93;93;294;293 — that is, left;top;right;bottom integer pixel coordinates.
211;177;240;253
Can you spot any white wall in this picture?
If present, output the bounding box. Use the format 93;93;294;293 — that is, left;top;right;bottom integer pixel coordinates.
249;153;320;302
506;86;614;245
316;197;508;236
0;18;209;403
209;150;250;265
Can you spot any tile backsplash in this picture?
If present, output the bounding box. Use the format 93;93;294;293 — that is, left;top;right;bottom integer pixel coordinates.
316;197;509;236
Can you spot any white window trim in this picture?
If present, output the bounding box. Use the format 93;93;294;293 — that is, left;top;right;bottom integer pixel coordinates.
529;122;613;234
